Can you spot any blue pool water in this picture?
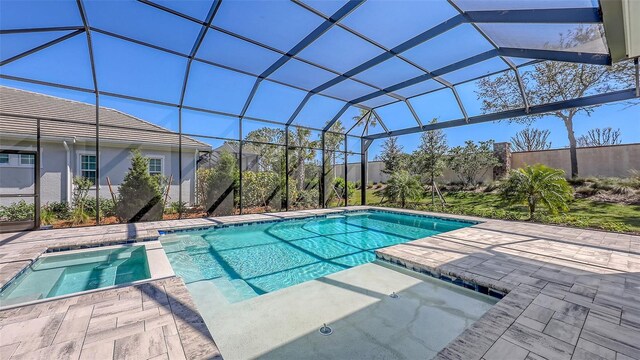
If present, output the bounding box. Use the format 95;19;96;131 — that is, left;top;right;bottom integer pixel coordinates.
0;246;150;307
161;211;475;303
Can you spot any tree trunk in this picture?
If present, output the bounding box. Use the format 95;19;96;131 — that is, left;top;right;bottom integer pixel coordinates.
562;115;579;178
297;149;305;192
528;198;536;219
431;173;435;206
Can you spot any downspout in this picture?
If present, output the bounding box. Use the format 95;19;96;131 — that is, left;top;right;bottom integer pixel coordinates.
193;149;198;206
62;140;72;204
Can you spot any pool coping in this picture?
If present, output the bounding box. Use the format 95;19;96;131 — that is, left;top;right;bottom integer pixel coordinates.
0;206;480;290
156;207;480;236
2;206;636;359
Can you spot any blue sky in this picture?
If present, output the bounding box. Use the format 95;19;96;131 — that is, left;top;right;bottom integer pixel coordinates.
1;0;638;160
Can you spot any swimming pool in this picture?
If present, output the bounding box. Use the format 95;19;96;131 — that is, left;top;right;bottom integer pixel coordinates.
0;245;150;307
161;210;475;303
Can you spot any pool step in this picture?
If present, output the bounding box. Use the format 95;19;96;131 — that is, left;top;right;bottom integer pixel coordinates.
4;267;65;303
210;277;259;303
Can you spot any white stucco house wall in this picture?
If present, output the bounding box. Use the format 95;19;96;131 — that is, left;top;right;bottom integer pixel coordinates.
0;86;211;207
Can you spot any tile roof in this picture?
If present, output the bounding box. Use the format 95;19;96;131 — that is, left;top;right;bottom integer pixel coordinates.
0;86;210;150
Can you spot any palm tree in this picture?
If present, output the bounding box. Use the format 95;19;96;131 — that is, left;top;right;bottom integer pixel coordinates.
499;164;573;218
378;170;423;208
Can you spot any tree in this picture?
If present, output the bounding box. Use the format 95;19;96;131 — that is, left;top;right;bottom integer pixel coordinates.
448;140;500;187
577;127;622;147
198;150;238;215
511;128;552;152
333;177;355;206
377;170;423;207
352;108;378;131
115;150;163;222
477;27;634;177
413;119;448;204
377;137;406;175
288;127;317;193
244;128;284;172
499;164;573;218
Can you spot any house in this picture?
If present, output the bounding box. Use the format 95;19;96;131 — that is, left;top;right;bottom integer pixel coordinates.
212;142;260;171
0;86;211;207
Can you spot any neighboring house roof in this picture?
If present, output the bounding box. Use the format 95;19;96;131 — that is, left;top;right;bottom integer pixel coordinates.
213;142;260;157
0;86;210;150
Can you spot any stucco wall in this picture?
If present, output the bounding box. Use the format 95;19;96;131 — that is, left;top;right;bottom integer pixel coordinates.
511;143;640;179
1;139;199;207
335;161;493;184
336;143;640;185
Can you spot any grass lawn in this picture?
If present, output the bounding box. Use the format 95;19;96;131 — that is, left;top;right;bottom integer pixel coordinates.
362;189;640;234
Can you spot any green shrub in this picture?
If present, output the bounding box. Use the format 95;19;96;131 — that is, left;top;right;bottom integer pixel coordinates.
242;171;281;209
333;178;355;203
84;198;116;217
72;177;92;209
46;201;71;220
293;189;319;208
40;207;56;226
483;181;501;193
376;170;422;207
447;140;500;187
500;164;573;218
0;200;34;221
575;186;599;197
71;207;89;225
611;185;634;196
115;150;163;222
166;201;187;215
567;177;587;186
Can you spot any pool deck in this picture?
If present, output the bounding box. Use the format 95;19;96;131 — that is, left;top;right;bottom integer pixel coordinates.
0;206;639;359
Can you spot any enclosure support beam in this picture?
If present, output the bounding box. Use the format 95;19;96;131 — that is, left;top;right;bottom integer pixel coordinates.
505;58;531;113
405;100;423;128
0;30;85;67
370;110;390;134
286;94;313;125
365;88;638;139
451;87;469;123
496;48;611;66
464;8;601;24
361;138;369;206
323;104;351;132
177;0;222;218
285;125;290;211
344;134;348;207
635;58;639;97
346;110;370;134
239;1;362;129
351;47;607;106
0;26;85;34
77;0;101;225
239;118;243;214
320;132;326;208
34;119;41;230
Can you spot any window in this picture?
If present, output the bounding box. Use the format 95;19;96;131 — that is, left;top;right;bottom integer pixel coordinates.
80;154;97;185
0;154;8;164
20;154;35;165
149;157;162;176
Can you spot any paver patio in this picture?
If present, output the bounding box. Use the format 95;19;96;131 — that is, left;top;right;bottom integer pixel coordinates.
1;207;639;359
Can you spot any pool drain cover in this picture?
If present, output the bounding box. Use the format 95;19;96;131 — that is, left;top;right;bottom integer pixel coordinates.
389;292;399;299
319;323;333;336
